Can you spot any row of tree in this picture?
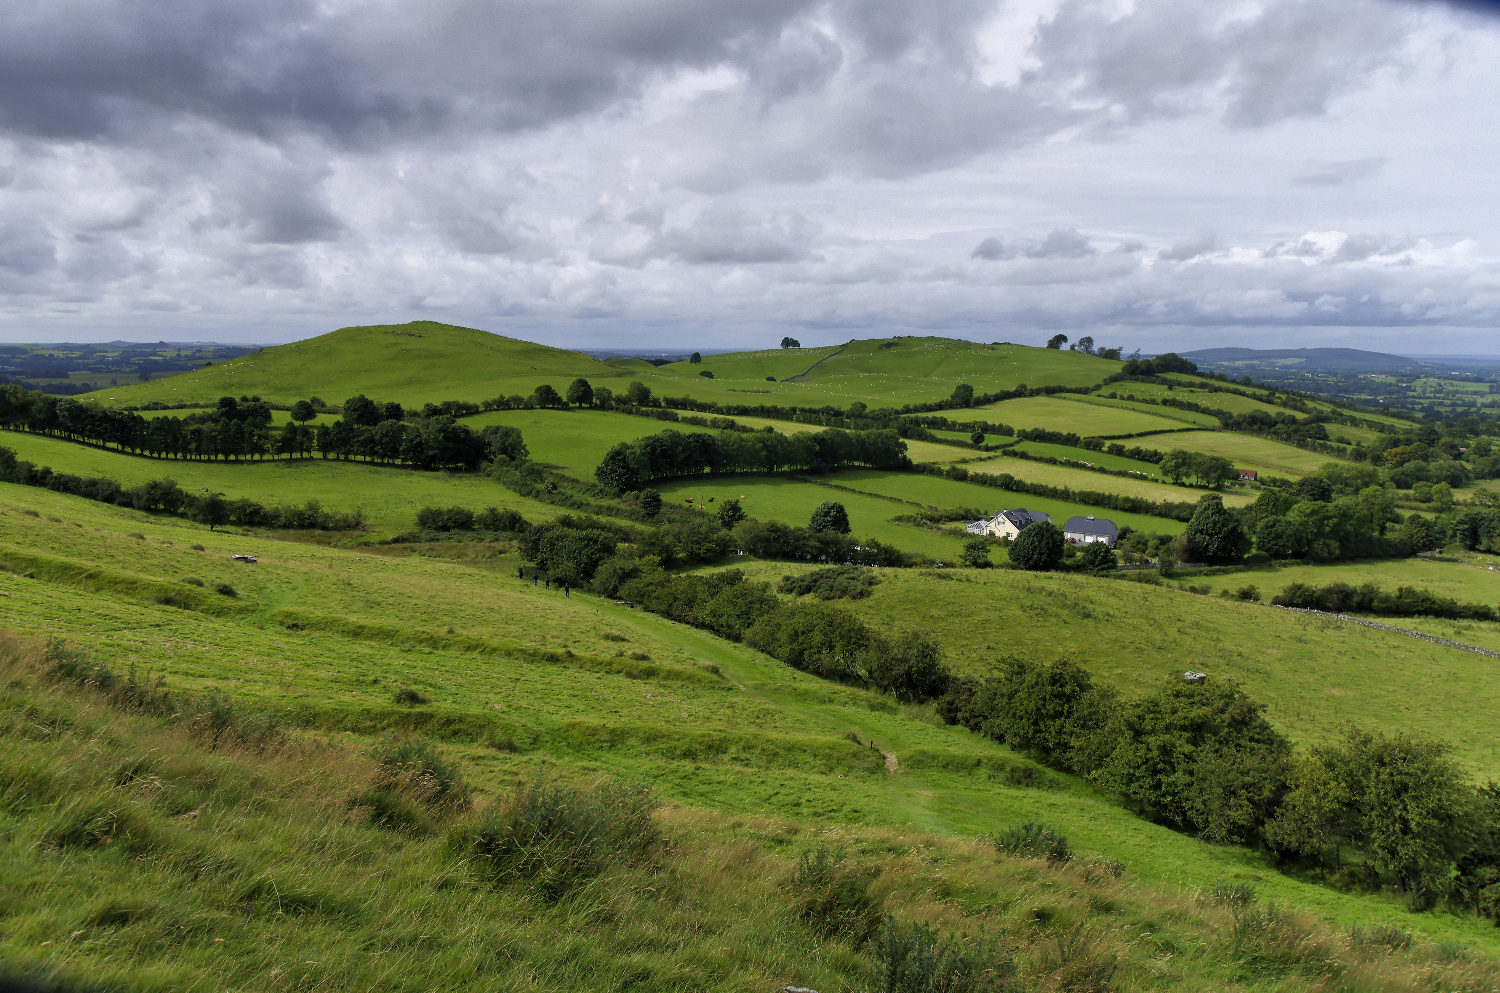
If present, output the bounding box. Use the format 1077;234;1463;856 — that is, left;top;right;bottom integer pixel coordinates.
1271;581;1499;621
594;427;910;491
0;446;362;531
617;569;951;701
936;658;1498;911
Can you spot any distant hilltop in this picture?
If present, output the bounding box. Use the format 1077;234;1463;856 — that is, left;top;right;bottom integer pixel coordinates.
1180;346;1434;374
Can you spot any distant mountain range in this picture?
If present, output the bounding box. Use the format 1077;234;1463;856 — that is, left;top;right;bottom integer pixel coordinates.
1181;347;1438;374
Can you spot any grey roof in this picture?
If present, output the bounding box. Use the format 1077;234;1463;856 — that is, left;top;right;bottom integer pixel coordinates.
999;508;1052;529
1062;515;1118;537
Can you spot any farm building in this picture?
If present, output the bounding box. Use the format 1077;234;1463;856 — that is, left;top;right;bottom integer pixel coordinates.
1062;515;1118;546
982;508;1052;540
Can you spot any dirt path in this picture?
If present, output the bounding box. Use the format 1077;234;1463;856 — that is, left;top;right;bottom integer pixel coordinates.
781;341;851;382
883;750;899;773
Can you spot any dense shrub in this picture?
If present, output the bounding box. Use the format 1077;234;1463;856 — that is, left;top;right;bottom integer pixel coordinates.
457;778;659;900
1009;520;1064;571
1271;581;1498;621
777;565;880;600
988;822;1073;865
870;917;1018;993
371;736;471;812
787;846;883;942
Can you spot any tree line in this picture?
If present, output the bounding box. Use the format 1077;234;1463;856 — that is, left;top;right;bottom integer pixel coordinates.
594;427;910;491
937;658;1500;915
0;384;520;471
919;462;1202;521
0;445;362;531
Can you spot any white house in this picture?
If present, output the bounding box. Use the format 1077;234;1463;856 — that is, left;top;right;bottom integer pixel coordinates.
983;508;1052;539
1062;515;1118;546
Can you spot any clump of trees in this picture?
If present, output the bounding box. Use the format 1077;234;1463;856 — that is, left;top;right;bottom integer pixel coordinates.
777;565;880;601
1158;450;1237;489
595;427;910;491
621;570;950;701
938;658;1500;911
413;506;530;533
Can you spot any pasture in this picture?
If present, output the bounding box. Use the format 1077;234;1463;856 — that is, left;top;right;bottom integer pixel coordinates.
1155;430;1342;477
952;456;1256;509
4;482;1498;959
0;431;556;537
973;395;1192;435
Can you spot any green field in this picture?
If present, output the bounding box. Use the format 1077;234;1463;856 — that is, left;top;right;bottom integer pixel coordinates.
1156;430;1341;477
0;431;555;537
464;409;720;476
819;469;1198;534
955;455;1256;508
1010;441;1166;477
650;474;965;560
973;395;1192;435
5;482;1500;974
1065;394;1222;428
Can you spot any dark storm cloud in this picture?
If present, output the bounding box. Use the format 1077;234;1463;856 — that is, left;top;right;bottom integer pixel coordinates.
971;236;1004;260
0;220;56;275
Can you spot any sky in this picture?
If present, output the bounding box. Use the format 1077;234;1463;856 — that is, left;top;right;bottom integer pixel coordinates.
2;0;1499;354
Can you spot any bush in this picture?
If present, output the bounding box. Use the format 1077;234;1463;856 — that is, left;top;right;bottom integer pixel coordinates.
456;777;659;900
393;687;430;705
988;822;1073;864
372;736;470;811
810;501;851;534
869;916;1018;993
182;576;204;587
777;565;880;601
416;506;477;531
213;582;237;597
787;846;883;942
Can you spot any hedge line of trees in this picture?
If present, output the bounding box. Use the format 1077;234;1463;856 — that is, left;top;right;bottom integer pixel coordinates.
617;570;951;701
1271;581;1499;621
0;384;519;471
594;427;910;491
0;445;362;531
917;462;1201;521
937;658;1500;912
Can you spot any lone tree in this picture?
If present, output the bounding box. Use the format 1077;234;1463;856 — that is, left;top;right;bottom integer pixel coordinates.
809;501;850;534
949;383;975;407
624;380;654;406
716;498;746;529
193;493;230;532
290;399;317;423
959;536;991;568
1010;521;1064;571
689;352;702;364
970;431;985;446
565;378;594;408
639;488;662;518
780;336;801;349
1183;495;1250;564
1045;334;1068;349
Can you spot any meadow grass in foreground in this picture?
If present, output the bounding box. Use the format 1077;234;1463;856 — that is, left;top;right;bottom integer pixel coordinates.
5;483;1500;956
11;637;1498;993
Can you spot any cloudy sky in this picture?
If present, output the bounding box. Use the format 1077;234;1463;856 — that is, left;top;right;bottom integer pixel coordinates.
2;0;1499;354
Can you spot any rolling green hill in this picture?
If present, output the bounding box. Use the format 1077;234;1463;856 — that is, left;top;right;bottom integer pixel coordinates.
86;324;1123;413
5;481;1500;984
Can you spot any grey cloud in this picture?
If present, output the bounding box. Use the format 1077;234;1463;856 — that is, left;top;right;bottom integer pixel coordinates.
0;221;56;275
1032;0;1414;129
1026;229;1093;259
1293;157;1388;186
971;236;1005;260
661;203;818;264
1158;233;1217;262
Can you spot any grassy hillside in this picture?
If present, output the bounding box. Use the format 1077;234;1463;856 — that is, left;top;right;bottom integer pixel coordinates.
86;321;622;409
1156;431;1339;477
943;457;1256;510
974;395;1191;435
5;482;1500;976
88;327;1123;414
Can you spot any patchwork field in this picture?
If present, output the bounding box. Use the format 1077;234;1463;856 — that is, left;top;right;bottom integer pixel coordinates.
0;431;555;537
4;482;1498;962
952;456;1257;509
1065;394;1222;428
1156;430;1344;477
974;395;1193;435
